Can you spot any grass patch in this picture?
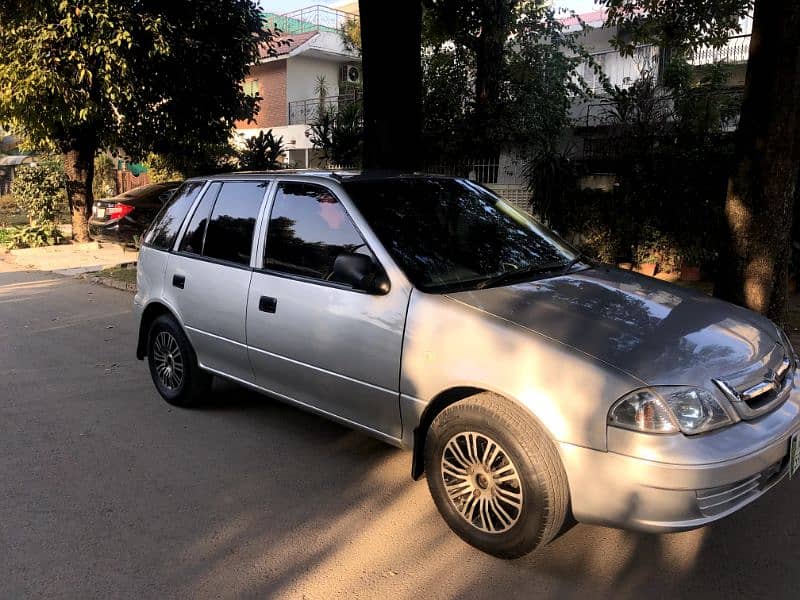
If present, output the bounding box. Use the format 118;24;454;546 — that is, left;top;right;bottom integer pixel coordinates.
93;265;138;285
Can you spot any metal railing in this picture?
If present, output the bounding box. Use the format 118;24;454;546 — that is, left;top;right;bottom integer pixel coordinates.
288;91;362;125
688;34;752;66
265;5;357;35
427;159;500;185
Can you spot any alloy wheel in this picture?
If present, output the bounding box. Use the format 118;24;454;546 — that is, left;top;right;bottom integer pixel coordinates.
152;331;184;390
440;431;524;533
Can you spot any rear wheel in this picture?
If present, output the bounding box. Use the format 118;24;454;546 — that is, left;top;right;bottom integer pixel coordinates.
424;393;569;558
147;314;211;407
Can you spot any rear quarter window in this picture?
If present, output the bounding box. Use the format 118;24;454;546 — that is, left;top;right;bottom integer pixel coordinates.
143;181;205;250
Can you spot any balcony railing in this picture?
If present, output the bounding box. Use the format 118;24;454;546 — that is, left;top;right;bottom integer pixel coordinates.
288;91;362;125
688;33;752;66
265;5;357;35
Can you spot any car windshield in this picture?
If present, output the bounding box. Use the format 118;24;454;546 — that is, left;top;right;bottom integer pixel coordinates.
343;177;578;292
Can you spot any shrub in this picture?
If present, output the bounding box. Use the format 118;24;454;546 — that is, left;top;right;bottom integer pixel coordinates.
12;161;66;224
574;223;623;263
6;222;64;249
238;129;284;170
308;103;363;168
146;153;185;183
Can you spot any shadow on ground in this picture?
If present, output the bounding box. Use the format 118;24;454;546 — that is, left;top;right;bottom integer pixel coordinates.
161;380;800;599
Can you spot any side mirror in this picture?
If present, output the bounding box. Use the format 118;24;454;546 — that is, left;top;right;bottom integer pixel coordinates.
331;252;390;295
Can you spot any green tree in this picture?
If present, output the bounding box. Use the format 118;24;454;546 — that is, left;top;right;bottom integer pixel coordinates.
602;0;800;325
0;1;277;241
340;16;361;55
421;1;585;161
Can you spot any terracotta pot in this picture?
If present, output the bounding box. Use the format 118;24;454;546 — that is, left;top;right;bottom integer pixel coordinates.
636;263;657;277
680;264;702;282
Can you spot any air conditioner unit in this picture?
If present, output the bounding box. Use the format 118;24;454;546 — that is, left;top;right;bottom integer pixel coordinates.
340;64;362;85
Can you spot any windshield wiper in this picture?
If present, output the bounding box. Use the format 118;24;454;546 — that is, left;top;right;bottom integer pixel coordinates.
476;262;566;290
559;255;585;275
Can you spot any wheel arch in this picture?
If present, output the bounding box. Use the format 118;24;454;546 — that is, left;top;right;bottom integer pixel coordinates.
136;301;181;360
410;386;553;480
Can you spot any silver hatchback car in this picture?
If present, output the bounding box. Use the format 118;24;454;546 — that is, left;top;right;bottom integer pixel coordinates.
135;172;800;558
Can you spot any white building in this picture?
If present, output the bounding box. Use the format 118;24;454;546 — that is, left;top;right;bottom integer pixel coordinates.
235;5;362;168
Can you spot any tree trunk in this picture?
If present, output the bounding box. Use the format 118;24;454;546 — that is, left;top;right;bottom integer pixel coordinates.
714;0;800;328
359;0;422;171
63;145;95;243
472;0;510;135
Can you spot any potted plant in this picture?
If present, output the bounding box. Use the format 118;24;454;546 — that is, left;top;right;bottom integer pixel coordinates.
634;231;660;277
679;245;705;282
635;250;658;276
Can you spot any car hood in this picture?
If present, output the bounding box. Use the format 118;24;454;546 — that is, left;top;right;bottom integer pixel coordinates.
447;266;781;387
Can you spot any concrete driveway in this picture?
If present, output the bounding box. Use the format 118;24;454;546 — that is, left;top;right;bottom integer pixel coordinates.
1;263;799;599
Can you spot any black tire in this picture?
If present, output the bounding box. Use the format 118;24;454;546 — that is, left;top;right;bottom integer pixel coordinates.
424;393;569;559
147;314;211;407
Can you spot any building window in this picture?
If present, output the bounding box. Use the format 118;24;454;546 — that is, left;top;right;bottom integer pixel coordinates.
244;79;259;98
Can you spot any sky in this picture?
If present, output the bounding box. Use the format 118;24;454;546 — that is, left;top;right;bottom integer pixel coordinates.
261;0;600;17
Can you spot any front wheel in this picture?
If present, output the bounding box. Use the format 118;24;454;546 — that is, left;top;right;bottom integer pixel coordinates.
424;393;569;558
147;314;211;407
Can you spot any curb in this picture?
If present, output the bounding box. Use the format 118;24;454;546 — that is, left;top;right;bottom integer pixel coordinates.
83;275;137;293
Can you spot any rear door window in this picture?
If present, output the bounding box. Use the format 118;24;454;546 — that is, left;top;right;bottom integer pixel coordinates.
178;181;267;266
203;181;268;265
144;181;205;250
179;183;220;255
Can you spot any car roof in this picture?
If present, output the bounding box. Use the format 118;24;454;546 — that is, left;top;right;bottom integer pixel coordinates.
184;170;462;184
109;181;182;200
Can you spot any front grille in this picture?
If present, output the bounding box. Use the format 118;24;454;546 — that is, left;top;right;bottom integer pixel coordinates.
696;457;787;517
713;345;796;420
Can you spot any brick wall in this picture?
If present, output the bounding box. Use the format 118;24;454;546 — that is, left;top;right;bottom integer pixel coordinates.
236;61;287;129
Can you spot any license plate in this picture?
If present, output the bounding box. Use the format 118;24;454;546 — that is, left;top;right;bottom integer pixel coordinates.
791;432;800;479
96;207;106;218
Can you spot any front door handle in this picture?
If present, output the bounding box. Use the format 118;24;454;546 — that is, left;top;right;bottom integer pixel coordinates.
259;296;277;313
172;274;185;289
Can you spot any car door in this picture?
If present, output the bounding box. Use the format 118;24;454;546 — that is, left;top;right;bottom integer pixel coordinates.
164;179;269;383
246;181;409;440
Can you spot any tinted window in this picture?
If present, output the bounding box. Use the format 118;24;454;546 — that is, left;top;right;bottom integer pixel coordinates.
264;183;373;281
343;178;576;292
203;181;267;265
144;181;204;250
179;182;220;255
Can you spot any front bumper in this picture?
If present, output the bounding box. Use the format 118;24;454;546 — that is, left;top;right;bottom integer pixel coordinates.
560;384;800;532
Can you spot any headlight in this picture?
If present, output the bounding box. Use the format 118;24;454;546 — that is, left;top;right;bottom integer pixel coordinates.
609;386;734;435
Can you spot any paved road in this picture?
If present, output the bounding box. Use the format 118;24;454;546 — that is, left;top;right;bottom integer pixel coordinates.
2;263;799;599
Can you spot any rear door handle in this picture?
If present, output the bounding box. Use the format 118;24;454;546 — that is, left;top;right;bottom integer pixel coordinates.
259;296;277;313
172;274;185;289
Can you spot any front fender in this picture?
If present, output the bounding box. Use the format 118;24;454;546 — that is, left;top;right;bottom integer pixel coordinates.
399;290;643;451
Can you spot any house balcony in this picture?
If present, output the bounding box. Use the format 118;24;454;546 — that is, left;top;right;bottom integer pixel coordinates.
264;5;357;35
577;45;661;96
688;33;751;66
288;90;362;126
